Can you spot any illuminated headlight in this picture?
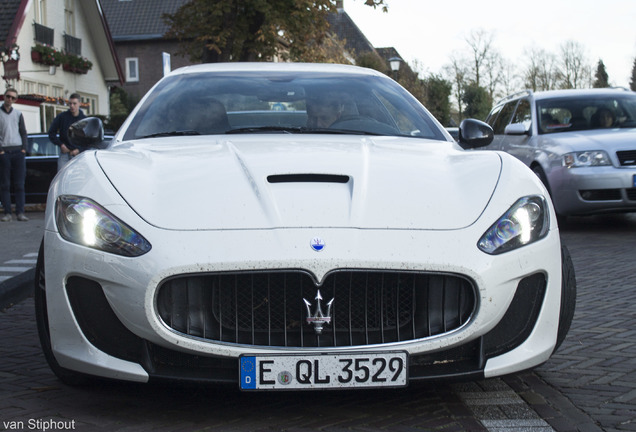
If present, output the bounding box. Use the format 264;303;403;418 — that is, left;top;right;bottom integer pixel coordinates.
478;196;549;255
563;151;611;167
55;195;151;257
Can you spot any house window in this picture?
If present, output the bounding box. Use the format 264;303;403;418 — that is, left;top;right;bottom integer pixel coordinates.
41;104;67;133
36;0;47;25
38;83;49;96
64;0;75;36
34;23;54;45
52;86;63;98
22;80;36;94
80;94;97;115
126;58;139;82
64;34;82;56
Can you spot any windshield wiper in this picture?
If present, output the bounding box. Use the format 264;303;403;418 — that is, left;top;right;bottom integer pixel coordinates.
225;126;303;134
315;128;383;136
141;130;201;138
225;126;383;136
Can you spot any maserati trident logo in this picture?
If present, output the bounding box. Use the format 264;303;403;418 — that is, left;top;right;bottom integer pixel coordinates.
303;289;334;334
310;237;325;252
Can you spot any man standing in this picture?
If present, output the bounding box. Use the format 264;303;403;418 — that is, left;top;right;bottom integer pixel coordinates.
48;93;86;171
0;88;28;222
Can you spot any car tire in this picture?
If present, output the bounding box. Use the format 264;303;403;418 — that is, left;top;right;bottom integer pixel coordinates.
531;164;551;195
532;164;568;225
555;244;576;353
34;240;94;386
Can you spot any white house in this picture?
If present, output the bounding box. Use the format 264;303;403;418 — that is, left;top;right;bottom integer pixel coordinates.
1;0;122;133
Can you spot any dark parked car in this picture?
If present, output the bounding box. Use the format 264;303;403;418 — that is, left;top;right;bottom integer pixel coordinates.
24;134;60;204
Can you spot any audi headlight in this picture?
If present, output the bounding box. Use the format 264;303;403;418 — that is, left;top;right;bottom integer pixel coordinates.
563;151;611;167
56;195;151;257
478;196;549;255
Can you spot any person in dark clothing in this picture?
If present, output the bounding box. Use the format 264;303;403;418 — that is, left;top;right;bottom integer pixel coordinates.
48;93;86;171
0;88;28;222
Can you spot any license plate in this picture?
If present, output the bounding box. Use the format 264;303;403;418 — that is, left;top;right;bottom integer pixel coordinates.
239;352;408;390
633;175;636;187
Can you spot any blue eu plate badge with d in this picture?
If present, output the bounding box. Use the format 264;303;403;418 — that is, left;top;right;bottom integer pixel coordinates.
240;356;256;389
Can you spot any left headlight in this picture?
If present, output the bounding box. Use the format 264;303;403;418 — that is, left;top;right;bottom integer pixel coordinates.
55;195;151;257
478;196;549;255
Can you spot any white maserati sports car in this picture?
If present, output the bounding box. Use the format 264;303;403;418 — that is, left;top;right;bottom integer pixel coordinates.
35;63;575;390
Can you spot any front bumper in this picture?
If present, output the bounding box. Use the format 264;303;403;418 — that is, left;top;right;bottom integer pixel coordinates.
549;165;636;215
63;271;548;384
43;221;562;385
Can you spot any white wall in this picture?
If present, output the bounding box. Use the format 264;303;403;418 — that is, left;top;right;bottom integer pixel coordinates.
19;105;42;134
9;0;111;127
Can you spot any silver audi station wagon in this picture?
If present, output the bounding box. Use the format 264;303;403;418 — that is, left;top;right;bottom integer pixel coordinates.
484;88;636;218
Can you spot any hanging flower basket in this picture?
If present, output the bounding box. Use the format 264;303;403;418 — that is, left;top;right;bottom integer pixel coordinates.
62;53;92;74
62;63;88;74
31;45;63;66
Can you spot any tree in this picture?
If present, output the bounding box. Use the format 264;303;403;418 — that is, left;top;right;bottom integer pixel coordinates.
462;83;491;120
392;59;425;103
444;29;499;121
465;29;495;88
164;0;388;63
593;59;609;88
523;47;558;91
356;51;388;74
630;57;636;91
104;87;136;133
557;40;591;89
499;60;522;99
423;75;452;126
482;50;503;103
444;55;469;120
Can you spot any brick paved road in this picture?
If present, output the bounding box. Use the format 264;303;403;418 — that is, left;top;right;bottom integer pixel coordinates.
1;294;489;431
1;211;634;431
516;214;636;432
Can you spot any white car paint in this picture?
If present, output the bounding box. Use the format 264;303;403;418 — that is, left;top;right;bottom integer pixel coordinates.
37;63;570;388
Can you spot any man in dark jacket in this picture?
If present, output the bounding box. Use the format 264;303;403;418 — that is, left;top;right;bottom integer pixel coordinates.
48;93;86;171
0;88;28;222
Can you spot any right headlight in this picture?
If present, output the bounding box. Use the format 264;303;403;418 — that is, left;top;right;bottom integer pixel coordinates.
55;195;151;257
478;196;549;255
563;151;611;167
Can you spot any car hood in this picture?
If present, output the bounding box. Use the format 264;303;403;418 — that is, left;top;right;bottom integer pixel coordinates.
539;127;636;152
96;136;501;230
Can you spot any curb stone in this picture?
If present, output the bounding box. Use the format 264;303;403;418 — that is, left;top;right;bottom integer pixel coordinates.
0;268;35;310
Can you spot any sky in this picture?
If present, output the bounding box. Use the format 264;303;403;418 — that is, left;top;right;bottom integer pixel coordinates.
344;0;636;89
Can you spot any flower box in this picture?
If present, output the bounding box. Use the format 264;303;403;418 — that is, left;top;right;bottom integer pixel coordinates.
31;50;42;63
62;54;92;74
30;45;63;66
63;63;88;74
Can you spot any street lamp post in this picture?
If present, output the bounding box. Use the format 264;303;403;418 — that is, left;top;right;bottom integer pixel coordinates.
388;56;403;81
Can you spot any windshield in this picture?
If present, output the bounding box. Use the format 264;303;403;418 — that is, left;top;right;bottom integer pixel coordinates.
122;70;445;141
537;92;636;134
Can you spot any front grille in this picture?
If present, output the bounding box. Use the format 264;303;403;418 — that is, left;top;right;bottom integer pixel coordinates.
617;150;636;166
157;270;476;348
627;189;636;201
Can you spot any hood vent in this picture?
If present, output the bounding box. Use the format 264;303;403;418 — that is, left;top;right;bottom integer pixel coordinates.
267;174;350;184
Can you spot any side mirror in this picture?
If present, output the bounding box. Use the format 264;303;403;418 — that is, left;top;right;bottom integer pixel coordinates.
504;123;529;136
458;119;494;149
68;117;104;149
